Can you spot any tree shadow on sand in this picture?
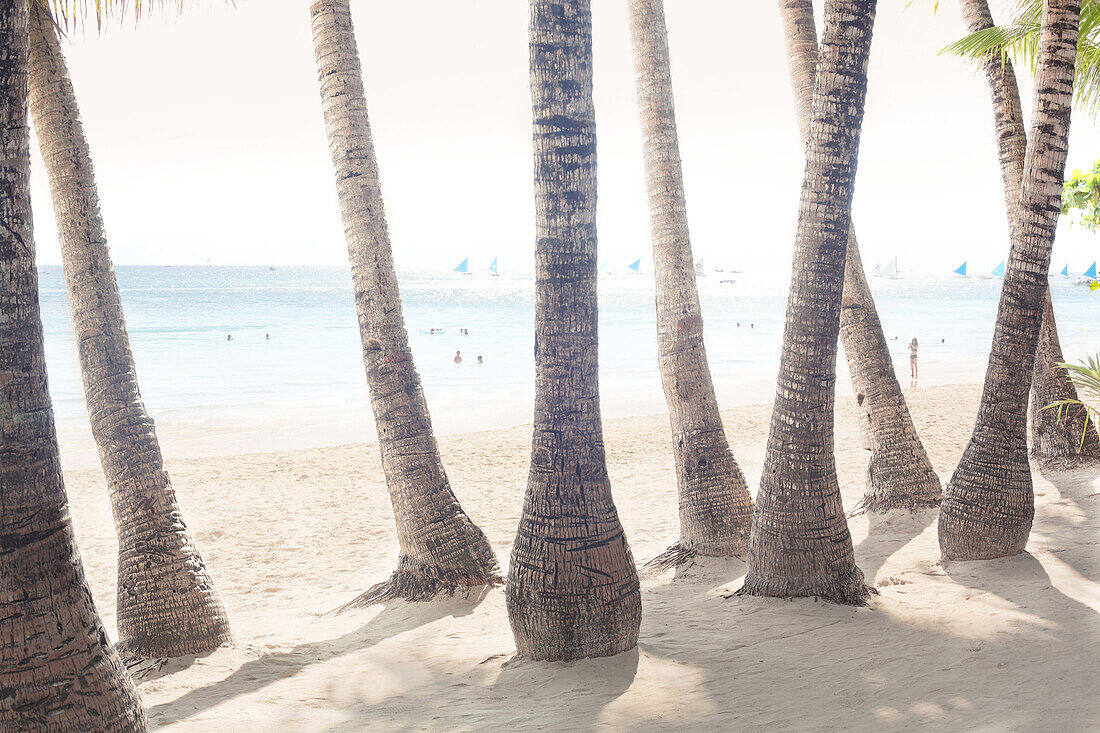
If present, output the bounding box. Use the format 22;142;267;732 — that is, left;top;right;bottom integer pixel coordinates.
146;588;493;729
853;508;938;584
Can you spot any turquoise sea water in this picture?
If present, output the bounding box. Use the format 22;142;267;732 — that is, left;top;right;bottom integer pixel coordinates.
36;266;1098;459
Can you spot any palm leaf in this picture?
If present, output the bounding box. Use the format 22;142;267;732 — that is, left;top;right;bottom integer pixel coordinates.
943;0;1100;117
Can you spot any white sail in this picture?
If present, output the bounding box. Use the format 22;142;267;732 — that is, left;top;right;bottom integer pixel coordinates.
694;257;705;275
872;262;883;276
882;257;898;278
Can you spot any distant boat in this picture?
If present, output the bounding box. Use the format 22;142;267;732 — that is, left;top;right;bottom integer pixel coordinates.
1060;263;1070;277
694;257;706;276
454;257;469;274
872;262;883;276
489;256;499;276
881;256;898;278
599;258;611;274
953;261;968;276
1087;261;1098;279
627;258;641;273
991;261;1005;278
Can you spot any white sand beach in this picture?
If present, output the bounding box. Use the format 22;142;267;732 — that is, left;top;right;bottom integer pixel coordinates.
58;383;1100;731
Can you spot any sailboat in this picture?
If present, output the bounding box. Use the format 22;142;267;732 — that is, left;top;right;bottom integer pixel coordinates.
991;261;1005;278
872;262;883;276
694;257;706;276
489;256;500;276
599;258;610;274
454;257;469;274
1077;261;1099;286
953;261;968;276
1060;263;1070;277
627;258;642;273
881;256;898;278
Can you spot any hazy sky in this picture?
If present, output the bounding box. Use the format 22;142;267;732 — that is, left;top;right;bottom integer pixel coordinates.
28;0;1100;275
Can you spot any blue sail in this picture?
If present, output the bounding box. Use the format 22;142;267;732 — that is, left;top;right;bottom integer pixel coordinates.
628;259;641;272
1086;261;1098;279
1061;264;1070;277
454;257;469;273
991;261;1005;277
489;257;498;274
953;261;967;276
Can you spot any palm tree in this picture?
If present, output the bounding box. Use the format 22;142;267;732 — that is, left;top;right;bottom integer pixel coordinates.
939;0;1081;560
25;0;232;659
954;0;1100;466
310;0;501;608
780;0;942;513
506;0;642;662
0;1;147;728
737;0;876;606
626;0;753;566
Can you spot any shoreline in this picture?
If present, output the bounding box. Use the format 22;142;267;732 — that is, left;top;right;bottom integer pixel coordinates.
55;357;990;470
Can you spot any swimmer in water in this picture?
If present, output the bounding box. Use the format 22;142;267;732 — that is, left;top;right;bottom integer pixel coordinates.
454;350;462;364
477;355;483;364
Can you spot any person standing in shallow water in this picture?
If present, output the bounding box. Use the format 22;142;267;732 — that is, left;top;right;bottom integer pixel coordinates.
454;351;462;364
909;338;918;379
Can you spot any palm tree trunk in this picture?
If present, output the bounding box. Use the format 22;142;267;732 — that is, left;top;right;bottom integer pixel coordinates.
310;0;501;609
0;2;147;728
506;0;642;662
737;0;876;605
1031;293;1100;459
956;0;1100;466
25;0;232;659
626;0;753;565
940;0;1080;560
780;0;941;514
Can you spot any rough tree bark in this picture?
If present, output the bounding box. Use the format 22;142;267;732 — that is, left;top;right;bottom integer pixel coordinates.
0;1;148;728
737;0;876;605
310;0;501;608
506;0;642;662
940;0;1081;560
780;0;941;513
26;0;232;659
956;0;1100;466
627;0;753;567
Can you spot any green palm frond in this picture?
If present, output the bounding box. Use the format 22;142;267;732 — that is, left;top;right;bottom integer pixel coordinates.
1041;352;1100;452
943;0;1100;116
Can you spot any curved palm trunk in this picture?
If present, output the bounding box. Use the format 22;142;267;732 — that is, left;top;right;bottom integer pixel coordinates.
25;0;231;659
310;0;500;609
627;0;753;565
956;0;1100;466
737;0;876;605
506;0;642;662
780;0;941;513
0;3;147;728
940;0;1080;560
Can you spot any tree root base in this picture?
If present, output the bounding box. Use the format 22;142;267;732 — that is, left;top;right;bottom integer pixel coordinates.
850;493;942;517
334;568;503;614
640;543;698;576
732;571;876;607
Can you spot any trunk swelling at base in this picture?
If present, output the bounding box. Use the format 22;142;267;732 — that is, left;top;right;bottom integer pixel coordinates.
0;2;148;728
627;0;753;560
310;0;500;608
738;0;876;606
26;1;231;659
940;0;1080;560
1031;295;1100;459
955;0;1100;466
780;0;941;514
506;0;642;662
